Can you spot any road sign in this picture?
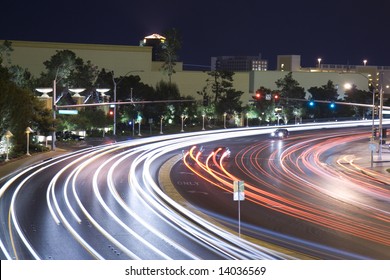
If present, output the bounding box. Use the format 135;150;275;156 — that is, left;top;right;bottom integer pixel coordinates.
58;109;78;115
233;180;245;201
369;143;377;152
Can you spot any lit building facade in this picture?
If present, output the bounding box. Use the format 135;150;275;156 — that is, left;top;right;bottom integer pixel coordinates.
211;55;268;72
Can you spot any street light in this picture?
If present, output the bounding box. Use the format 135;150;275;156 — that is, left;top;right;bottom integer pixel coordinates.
363;59;368;66
181;114;187;132
4;130;13;162
112;70;144;136
160;116;164;134
136;115;142;136
345;73;380;167
25;127;33;156
202;113;206;131
223;112;227;129
69;88;86;95
36;86;56;150
317;58;322;69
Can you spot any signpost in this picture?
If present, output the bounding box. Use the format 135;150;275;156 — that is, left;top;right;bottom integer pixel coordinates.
233;180;245;237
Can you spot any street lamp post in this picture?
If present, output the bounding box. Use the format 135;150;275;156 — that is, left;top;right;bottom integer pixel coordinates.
52;79;57;151
112;70;144;136
181;114;187;132
4;130;13;162
137;116;142;136
317;58;322;70
25;127;33;156
223;112;227;129
378;77;384;160
160;116;164;134
202;113;206;130
36;87;54;149
96;88;110;101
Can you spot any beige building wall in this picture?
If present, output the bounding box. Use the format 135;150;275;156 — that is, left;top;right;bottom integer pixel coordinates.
137;70;250;101
1;40;153;75
2;40;378;105
250;71;370;100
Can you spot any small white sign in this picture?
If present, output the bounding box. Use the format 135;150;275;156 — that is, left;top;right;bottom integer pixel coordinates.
233;180;245;201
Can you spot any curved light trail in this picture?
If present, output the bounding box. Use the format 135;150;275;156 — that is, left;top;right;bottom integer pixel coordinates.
1;120;389;260
181;122;390;259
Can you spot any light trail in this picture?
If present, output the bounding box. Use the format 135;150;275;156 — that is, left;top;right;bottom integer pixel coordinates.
2;120;390;259
182;126;390;257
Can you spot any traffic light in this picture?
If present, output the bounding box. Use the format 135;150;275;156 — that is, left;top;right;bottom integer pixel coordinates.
329;102;335;109
273;92;280;100
253;90;263;101
308;100;315;106
108;108;114;116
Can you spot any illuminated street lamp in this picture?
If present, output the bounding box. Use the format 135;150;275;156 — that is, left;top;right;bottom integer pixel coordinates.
317;58;322;69
363;59;368;66
68;88;86;95
25;127;33;156
36;87;53;97
112;70;144;136
96;88;110;103
137;115;142;136
223;112;227;129
202;113;206;131
181;114;187;132
4;130;13;162
344;83;353;90
160;116;164;134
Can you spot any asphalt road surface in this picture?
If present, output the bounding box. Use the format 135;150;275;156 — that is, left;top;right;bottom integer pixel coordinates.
1;121;389;260
172;126;390;259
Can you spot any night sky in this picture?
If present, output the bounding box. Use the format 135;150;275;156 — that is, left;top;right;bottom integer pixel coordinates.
2;0;390;69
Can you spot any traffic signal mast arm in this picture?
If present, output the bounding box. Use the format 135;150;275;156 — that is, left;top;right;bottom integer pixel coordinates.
55;99;194;109
282;97;390;110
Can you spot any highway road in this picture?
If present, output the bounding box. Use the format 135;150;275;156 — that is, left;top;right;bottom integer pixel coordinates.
0;133;291;260
1;120;389;260
174;126;390;259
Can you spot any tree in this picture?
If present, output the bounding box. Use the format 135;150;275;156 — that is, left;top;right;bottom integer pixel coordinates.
159;28;182;84
0;40;13;65
252;86;280;125
344;84;372;119
275;72;306;124
198;70;244;118
37;50;98;93
308;80;340;119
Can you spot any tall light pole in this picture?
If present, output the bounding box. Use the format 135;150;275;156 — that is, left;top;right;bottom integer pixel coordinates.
202;113;206;131
52;79;57;151
317;58;322;70
378;72;384;160
112;70;144;136
223;112;227;129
